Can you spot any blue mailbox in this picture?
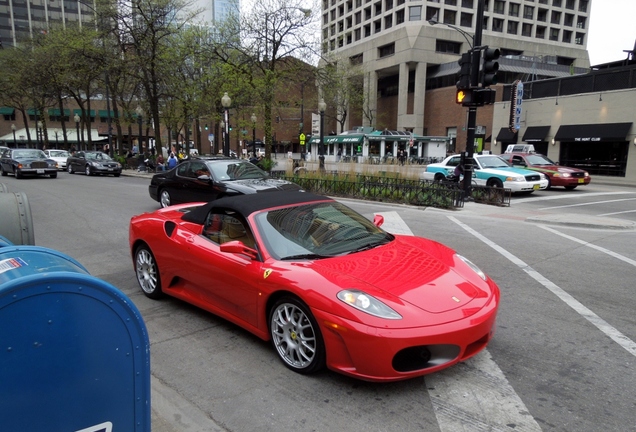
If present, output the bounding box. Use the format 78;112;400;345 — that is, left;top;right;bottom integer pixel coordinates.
0;242;150;431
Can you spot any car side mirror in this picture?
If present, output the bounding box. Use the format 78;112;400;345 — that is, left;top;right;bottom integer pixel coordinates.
220;241;258;259
373;214;384;227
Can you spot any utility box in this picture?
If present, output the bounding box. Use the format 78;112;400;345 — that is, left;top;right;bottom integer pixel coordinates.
0;242;150;432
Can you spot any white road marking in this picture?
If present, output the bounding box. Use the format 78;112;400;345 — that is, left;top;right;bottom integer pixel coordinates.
377;212;541;432
538;225;636;267
514;191;636;205
449;216;636;358
597;209;636;217
539;197;636;211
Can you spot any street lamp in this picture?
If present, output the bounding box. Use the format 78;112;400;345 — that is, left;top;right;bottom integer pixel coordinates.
221;92;231;157
11;124;16;147
251;113;257;159
428;19;474;48
74;113;81;151
318;99;326;172
136;106;144;154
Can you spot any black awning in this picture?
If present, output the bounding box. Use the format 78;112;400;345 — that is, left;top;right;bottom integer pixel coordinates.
554;123;632;143
522;126;551;143
496;128;518;143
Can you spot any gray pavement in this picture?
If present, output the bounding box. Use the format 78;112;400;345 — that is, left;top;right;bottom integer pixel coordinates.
121;164;635;432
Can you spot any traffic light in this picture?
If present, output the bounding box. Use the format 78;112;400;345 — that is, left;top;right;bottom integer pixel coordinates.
456;52;472;90
481;47;500;87
456;88;473;105
204;124;209;131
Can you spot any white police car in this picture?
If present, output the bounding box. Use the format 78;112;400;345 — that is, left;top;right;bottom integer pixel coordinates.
421;153;548;193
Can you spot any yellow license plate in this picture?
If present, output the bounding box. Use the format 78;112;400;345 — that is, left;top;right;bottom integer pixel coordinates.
578;178;584;183
533;184;540;190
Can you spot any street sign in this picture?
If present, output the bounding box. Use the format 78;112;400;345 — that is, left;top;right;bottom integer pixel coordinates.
509;80;523;133
299;133;306;146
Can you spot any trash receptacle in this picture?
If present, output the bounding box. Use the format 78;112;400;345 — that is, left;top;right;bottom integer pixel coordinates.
0;241;151;432
0;192;35;245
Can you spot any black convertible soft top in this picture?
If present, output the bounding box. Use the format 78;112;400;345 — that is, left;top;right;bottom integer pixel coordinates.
181;191;332;224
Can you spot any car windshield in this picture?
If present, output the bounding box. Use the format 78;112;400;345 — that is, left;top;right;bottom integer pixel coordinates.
49;150;69;158
85;152;113;161
208;160;267;181
477;155;511;169
254;201;394;260
14;150;46;159
526;154;556;165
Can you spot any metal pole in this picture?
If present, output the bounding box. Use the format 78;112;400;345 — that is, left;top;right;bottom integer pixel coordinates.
105;73;113;157
138;115;143;155
224;108;230;157
462;0;485;198
319;110;325;172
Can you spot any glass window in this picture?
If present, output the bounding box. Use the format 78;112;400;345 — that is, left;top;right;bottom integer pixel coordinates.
409;5;421;20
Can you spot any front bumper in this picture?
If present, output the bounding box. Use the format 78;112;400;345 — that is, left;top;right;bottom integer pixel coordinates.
505;179;548;192
313;291;499;382
18;168;57;176
91;166;122;175
551;176;590;187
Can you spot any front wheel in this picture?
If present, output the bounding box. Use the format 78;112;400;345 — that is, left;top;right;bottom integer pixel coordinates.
269;296;325;374
486;178;503;188
134;244;163;299
68;164;74;174
159;189;172;208
85;165;92;176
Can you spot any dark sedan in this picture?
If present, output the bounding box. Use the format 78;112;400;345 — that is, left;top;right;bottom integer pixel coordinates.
0;148;58;179
67;151;122;177
148;156;302;208
500;152;591;190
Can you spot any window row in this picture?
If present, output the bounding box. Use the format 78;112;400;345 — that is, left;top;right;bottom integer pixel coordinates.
322;0;588;24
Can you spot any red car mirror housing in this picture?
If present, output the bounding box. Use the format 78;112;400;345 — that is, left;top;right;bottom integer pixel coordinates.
220;241;258;259
373;214;384;227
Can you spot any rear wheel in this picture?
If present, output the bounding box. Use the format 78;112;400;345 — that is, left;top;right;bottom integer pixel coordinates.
159;189;172;208
114;173;121;177
134;244;163;299
1;167;7;176
433;173;446;182
269;296;325;374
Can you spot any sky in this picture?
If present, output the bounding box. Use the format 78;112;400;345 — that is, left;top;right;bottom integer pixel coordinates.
587;0;636;65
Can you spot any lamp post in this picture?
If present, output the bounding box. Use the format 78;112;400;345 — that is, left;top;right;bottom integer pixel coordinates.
11;124;16;147
219;120;225;155
429;0;483;198
136;106;144;154
250;113;257;159
37;121;43;150
74;113;81;150
221;92;231;157
318;99;326;172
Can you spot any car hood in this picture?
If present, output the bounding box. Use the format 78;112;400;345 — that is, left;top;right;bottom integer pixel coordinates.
309;236;489;315
225;178;303;193
478;166;534;177
530;164;582;173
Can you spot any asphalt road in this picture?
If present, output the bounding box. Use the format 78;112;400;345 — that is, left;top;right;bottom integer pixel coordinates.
2;171;635;432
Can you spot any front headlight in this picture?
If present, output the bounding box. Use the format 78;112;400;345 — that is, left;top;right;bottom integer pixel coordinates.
561;172;571;178
337;290;402;319
505;176;525;182
456;254;487;281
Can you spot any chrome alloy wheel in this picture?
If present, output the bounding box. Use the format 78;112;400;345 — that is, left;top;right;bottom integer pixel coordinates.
135;245;163;299
159;189;171;208
269;298;324;373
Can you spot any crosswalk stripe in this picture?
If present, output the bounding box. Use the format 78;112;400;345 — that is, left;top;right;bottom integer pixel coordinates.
376;212;541;431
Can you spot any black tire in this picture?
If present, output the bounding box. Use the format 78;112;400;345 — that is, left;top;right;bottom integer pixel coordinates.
15;169;23;179
269;296;325;374
433;173;446;182
68;164;74;174
486;178;503;188
159;189;172;208
85;165;92;176
114;173;121;177
1;167;7;177
134;244;164;299
544;176;551;190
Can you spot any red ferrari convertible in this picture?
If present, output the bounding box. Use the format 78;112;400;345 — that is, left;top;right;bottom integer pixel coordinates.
129;191;500;382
